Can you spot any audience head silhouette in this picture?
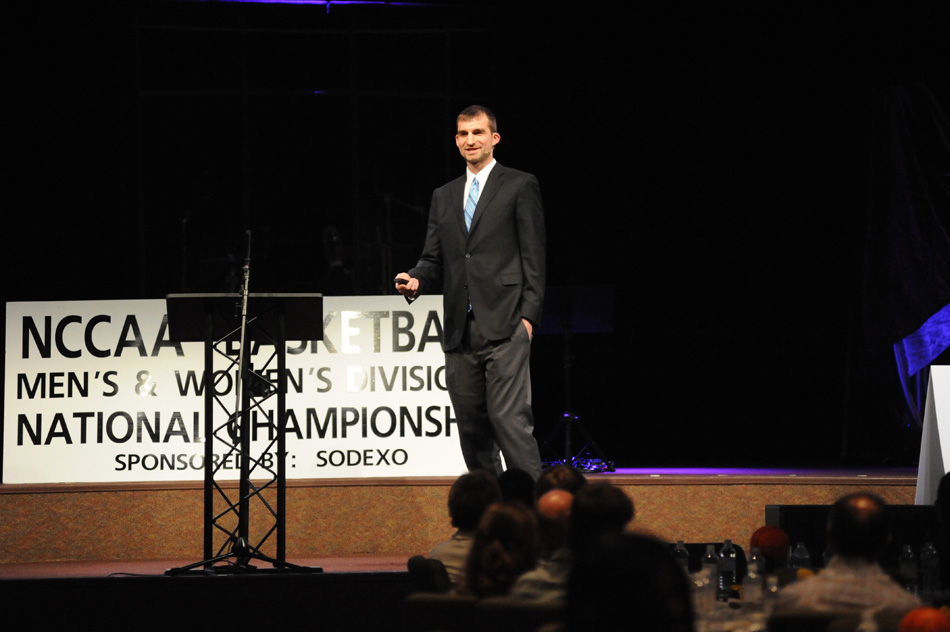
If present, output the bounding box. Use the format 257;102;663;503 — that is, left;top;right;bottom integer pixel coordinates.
569;481;634;551
448;470;503;531
567;533;695;632
828;492;889;562
463;501;539;597
497;467;536;507
536;489;573;551
535;464;588;499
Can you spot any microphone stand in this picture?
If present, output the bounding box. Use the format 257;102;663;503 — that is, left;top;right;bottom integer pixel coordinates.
235;231;252;561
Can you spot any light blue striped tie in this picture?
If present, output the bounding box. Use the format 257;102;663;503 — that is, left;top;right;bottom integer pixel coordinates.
464;178;479;231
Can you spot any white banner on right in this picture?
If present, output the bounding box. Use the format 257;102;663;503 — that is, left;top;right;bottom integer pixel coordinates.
916;365;950;504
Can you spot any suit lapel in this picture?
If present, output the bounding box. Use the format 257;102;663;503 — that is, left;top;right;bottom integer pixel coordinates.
468;163;503;236
448;176;467;235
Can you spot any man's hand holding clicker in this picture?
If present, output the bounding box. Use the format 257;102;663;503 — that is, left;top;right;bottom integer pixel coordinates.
394;274;419;299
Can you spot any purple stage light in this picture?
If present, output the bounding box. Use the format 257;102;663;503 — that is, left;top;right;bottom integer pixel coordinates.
201;0;436;6
608;466;919;477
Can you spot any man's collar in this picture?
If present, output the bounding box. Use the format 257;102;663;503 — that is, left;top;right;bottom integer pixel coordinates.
467;159;497;182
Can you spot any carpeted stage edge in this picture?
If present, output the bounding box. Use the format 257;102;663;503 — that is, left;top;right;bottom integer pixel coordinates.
0;468;920;629
0;467;919;571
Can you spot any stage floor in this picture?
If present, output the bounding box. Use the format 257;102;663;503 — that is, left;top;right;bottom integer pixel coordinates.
0;555;409;579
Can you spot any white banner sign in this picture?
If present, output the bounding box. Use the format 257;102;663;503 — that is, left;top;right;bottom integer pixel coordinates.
4;296;467;484
917;366;950;503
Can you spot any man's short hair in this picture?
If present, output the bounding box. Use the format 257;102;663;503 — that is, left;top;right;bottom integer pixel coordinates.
448;470;502;531
536;464;588;498
828;492;890;562
569;482;634;550
498;467;535;507
458;105;498;134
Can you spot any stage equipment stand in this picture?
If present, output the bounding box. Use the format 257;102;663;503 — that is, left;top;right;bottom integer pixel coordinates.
538;286;615;473
164;291;323;575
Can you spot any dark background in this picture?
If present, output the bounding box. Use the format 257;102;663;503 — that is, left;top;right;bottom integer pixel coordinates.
5;0;950;469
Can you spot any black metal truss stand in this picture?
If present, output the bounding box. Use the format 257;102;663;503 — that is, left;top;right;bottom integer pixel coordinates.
164;293;323;575
537;285;615;473
541;411;615;473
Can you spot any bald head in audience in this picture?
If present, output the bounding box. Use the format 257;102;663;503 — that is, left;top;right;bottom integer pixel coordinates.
537;489;573;551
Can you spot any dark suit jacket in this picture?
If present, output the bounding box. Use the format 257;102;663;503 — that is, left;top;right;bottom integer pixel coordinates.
409;163;546;352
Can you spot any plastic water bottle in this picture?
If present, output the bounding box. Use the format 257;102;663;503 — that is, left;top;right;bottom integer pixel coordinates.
763;575;780;618
742;558;763;612
899;545;919;594
672;540;690;574
702;544;719;576
748;546;766;574
692;567;716;619
718;539;737;600
921;541;940;600
857;608;880;632
790;541;811;569
699;544;720;608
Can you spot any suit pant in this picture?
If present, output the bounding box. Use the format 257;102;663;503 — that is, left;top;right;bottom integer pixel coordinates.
445;312;543;480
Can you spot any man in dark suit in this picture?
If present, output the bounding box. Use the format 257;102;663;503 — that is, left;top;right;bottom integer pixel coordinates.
395;105;545;480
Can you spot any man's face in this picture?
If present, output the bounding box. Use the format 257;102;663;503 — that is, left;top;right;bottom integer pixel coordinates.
456;113;500;171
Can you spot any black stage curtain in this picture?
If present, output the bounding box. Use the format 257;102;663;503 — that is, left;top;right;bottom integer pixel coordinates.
863;86;950;347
